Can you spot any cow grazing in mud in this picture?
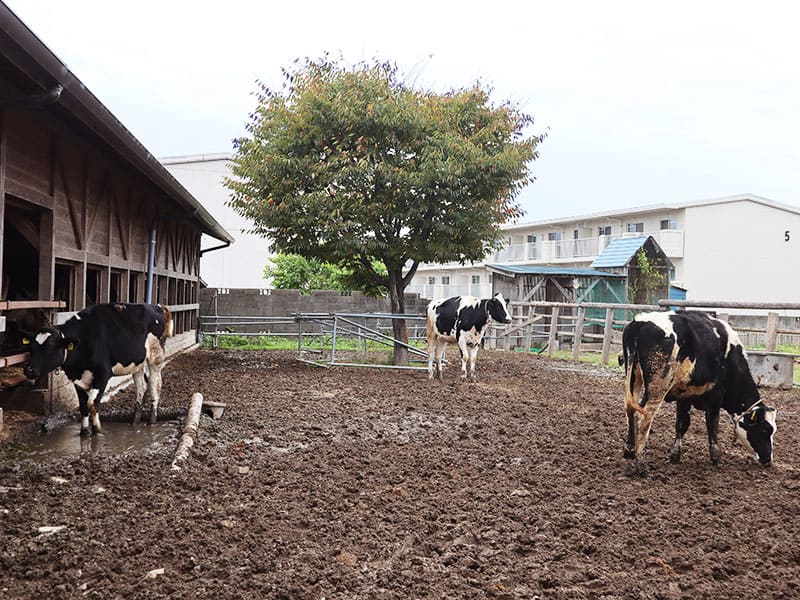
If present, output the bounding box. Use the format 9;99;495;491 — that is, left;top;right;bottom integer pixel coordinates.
21;303;173;435
620;310;776;476
427;293;512;380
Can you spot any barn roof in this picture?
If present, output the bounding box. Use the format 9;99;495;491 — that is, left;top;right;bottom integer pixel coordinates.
486;264;625;278
0;3;234;244
590;236;650;268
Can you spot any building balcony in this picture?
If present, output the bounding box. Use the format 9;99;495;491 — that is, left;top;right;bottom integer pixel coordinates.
491;229;684;265
407;282;493;301
415;230;683;271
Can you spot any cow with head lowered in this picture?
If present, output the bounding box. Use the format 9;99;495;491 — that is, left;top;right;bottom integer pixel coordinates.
21;303;173;435
620;310;777;476
426;293;512;380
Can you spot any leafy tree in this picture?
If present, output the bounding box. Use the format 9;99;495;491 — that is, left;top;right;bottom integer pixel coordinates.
264;253;344;292
264;253;387;294
628;249;668;305
226;56;543;364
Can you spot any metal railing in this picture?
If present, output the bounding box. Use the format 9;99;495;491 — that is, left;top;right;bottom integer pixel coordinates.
416;229;685;270
200;311;432;370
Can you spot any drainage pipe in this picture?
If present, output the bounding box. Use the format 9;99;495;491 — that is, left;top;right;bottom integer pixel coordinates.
171;392;204;470
145;222;157;304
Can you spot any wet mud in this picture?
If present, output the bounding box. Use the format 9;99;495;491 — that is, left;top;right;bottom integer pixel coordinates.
1;349;799;598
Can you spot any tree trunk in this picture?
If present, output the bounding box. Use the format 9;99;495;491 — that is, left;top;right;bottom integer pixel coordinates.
388;269;408;366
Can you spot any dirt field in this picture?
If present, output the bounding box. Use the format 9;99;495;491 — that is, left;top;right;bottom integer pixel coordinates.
1;348;799;599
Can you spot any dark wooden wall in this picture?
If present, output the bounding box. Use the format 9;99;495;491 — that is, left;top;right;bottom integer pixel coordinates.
0;105;201;334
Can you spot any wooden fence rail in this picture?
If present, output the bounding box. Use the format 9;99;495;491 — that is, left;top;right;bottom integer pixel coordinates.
495;299;800;368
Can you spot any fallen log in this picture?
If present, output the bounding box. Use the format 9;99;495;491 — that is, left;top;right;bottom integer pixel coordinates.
171;392;204;470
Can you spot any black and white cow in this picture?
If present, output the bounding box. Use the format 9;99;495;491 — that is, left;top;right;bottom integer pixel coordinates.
21;303;173;435
426;293;512;380
620;310;777;476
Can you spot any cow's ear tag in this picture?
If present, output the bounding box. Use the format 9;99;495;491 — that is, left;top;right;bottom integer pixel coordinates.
750;410;758;422
21;337;30;345
66;342;75;351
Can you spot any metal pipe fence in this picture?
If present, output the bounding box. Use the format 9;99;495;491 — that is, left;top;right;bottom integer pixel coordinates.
200;311;431;370
200;300;800;384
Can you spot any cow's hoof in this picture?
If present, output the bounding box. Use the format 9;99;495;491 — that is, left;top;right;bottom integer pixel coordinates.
80;428;91;437
632;459;649;477
132;410;142;426
149;412;158;425
623;446;635;460
709;447;721;465
669;450;681;464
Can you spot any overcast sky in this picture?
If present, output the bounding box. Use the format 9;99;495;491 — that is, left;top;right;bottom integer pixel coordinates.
6;0;800;222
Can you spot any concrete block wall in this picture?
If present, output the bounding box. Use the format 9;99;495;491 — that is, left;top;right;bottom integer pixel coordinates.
199;288;430;334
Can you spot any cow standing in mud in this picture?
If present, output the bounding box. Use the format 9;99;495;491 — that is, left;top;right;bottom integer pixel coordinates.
426;293;512;380
21;303;173;435
620;310;776;476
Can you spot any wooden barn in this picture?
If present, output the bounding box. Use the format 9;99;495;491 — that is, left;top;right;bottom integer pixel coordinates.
0;4;233;366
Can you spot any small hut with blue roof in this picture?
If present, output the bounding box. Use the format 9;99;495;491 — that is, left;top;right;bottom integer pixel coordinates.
590;235;673;304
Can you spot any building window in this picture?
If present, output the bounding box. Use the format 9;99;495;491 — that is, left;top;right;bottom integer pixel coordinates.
669;267;676;280
548;232;561;241
428;276;436;285
527;234;538;259
626;222;644;233
598;225;611;236
660;218;677;230
471;275;480;285
441;276;450;285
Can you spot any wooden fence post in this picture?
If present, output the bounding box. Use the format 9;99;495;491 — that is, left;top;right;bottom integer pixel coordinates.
766;312;779;352
547;306;560;357
601;308;614;365
524;304;534;353
572;306;585;361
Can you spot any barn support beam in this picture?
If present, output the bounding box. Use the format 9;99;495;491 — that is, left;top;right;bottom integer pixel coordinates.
0;111;6;299
38;210;54;301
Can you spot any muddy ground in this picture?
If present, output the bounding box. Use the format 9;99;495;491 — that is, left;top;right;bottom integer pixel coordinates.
1;349;799;599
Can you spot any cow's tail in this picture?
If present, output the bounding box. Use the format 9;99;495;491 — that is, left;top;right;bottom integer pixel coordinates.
162;304;174;338
623;330;648;417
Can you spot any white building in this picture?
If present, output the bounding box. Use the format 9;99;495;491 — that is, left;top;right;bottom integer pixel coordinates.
408;194;800;303
160;154;271;289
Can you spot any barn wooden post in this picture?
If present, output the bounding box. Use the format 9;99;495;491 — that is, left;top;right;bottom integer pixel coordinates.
601;307;614;365
547;306;560;357
38;209;55;301
766;312;779;352
75;262;87;310
572;306;585;361
0;111;5;293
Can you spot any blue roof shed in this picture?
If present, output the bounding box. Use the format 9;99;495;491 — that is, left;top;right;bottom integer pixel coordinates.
591;236;665;269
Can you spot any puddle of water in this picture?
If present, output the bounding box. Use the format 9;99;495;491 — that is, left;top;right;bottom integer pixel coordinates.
7;421;180;461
